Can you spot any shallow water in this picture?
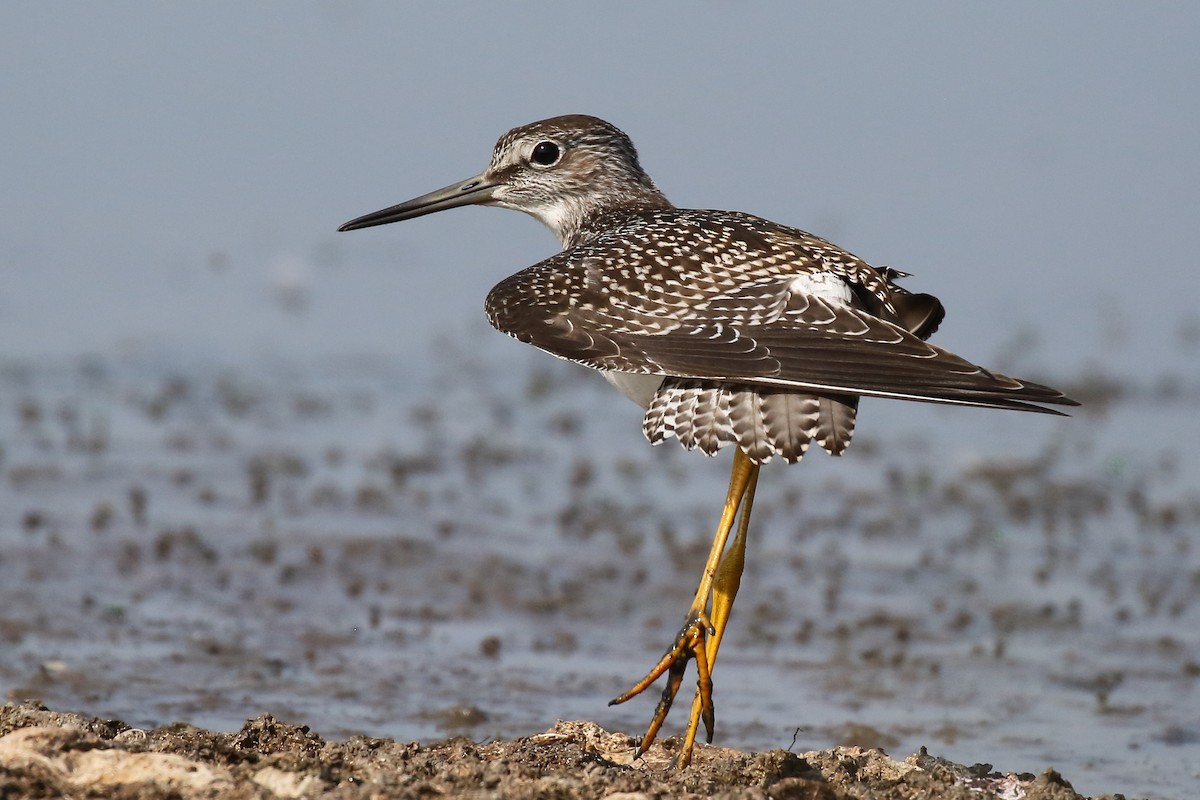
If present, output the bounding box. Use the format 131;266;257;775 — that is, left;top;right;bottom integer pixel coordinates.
1;334;1197;799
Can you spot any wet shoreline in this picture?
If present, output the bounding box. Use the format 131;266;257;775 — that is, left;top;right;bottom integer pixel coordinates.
1;349;1196;798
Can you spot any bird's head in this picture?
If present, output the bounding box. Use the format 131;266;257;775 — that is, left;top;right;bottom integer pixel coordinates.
339;114;669;247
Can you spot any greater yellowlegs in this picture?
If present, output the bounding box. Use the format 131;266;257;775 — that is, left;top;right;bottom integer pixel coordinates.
339;114;1078;767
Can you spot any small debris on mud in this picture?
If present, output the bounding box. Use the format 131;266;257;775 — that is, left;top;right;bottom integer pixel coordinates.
0;701;1109;800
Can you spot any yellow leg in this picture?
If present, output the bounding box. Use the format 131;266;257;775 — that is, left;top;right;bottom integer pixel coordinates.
675;466;758;767
609;447;761;766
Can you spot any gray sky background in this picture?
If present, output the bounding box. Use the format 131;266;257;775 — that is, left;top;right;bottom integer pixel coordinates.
2;2;1197;381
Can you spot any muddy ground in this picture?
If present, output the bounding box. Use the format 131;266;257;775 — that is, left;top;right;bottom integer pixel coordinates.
1;701;1105;799
1;339;1197;799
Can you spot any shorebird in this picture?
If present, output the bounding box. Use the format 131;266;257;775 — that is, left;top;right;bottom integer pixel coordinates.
338;114;1078;767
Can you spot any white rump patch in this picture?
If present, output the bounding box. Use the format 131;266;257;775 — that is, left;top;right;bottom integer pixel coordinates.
788;272;853;305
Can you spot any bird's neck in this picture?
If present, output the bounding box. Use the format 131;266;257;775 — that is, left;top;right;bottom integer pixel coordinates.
551;187;674;250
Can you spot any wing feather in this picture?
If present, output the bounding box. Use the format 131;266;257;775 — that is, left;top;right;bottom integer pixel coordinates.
485;209;1078;414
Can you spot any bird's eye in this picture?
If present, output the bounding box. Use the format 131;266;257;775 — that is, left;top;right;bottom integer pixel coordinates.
530;141;561;167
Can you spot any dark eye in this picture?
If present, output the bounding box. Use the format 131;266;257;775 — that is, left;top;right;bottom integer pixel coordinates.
530;141;561;166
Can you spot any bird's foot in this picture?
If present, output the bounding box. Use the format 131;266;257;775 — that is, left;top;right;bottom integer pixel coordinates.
609;609;715;762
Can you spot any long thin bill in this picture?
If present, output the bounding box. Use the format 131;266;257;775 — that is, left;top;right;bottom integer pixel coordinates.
338;174;497;232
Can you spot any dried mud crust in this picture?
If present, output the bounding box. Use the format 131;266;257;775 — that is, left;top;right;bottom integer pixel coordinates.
0;702;1118;800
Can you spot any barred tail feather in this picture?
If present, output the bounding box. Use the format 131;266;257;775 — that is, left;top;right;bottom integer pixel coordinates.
730;390;773;463
643;378;859;464
693;386;732;456
642;384;676;445
761;393;815;464
814;395;858;456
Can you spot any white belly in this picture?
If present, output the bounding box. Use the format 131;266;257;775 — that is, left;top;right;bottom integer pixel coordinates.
601;371;665;409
